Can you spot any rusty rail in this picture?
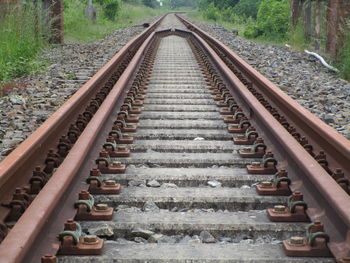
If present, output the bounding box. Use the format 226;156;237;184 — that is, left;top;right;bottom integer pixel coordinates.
175;16;350;260
0;16;164;263
0;13;349;262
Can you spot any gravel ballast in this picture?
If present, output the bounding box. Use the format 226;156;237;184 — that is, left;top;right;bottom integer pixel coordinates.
0;22;154;160
1;16;349;161
187;18;350;140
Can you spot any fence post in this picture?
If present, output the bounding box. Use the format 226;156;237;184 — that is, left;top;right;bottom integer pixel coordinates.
44;0;64;44
326;0;350;57
291;0;303;28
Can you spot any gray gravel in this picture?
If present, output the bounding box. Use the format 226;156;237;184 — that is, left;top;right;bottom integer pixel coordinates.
0;21;156;160
186;17;350;140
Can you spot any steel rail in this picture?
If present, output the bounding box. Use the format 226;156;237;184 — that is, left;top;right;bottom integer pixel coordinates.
0;26;158;263
0;15;164;242
175;21;350;260
177;15;350;183
0;16;164;262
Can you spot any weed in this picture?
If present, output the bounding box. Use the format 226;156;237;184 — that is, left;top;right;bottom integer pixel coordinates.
0;3;50;83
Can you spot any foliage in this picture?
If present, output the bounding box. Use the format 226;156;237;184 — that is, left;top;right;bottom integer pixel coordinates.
199;0;239;11
64;0;164;43
243;0;290;40
169;0;199;9
289;20;308;50
233;0;261;19
338;23;350;80
142;0;158;8
104;0;121;20
0;3;49;82
203;2;220;21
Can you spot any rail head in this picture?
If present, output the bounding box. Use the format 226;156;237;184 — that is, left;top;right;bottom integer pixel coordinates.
0;15;165;262
181;19;350;260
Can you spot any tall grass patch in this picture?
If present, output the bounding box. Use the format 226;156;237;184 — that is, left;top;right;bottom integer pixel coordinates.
338;29;350;80
0;3;49;82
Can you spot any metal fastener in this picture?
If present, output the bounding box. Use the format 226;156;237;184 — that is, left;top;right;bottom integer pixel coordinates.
260;181;273;188
273;205;286;213
288;236;305;246
104;180;116;186
251;162;261;168
112;161;122;167
83;235;99;244
95;204;108;211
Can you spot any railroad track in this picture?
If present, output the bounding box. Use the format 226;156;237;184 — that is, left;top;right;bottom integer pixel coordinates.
0;14;349;263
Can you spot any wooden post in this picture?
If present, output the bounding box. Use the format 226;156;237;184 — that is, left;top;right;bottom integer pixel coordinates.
326;0;350;57
44;0;64;44
303;0;312;41
291;0;303;28
314;0;321;50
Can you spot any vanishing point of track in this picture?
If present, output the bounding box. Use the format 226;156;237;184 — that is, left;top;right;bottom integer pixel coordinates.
0;14;349;263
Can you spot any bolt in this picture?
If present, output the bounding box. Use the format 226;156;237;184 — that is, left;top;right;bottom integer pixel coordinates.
118;146;127;151
100;151;109;158
104;180;116;186
112;161;122;167
90;168;101;176
64;220;76;231
79;190;90;200
288;236;305;246
292;191;303;201
251;162;261;168
83;235;98;244
95;203;109;211
278;170;288;177
260;181;273;188
242;147;252;153
273;205;286;213
310;221;323;233
41;254;57;263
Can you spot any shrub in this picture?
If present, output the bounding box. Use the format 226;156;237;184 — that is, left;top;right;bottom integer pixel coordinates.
233;0;261;19
256;0;290;40
243;24;261;38
142;0;157;8
339;26;350;80
103;0;120;20
204;2;220;21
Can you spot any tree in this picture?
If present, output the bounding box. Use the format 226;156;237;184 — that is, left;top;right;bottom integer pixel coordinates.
143;0;157;8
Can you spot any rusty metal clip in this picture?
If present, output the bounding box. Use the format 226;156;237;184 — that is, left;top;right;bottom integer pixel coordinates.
95;151;126;174
233;127;258;145
228;117;251;133
267;191;309;222
58;220;103;255
74;190;113;221
103;138;130;157
87;168;121;195
238;138;266;158
246;152;277;174
283;221;332;257
113;119;137;133
256;169;292;195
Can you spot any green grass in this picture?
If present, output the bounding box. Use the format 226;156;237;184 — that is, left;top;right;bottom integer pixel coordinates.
0;3;49;83
188;11;249;37
64;0;168;43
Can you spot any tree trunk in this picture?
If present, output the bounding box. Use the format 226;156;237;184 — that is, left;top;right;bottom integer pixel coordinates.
314;0;321;50
291;0;303;28
303;0;312;41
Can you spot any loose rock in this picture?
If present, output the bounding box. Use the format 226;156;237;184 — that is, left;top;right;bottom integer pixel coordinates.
199;231;216;243
146;179;161;187
142;200;160;212
131;228;155;239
